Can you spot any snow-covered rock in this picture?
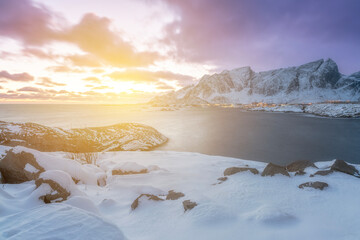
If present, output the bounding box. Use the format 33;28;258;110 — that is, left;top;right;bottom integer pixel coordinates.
304;103;360;117
0;121;168;152
151;58;360;105
1;149;360;240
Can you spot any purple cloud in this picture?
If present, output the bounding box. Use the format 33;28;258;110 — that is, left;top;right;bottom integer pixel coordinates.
161;0;360;74
0;70;34;81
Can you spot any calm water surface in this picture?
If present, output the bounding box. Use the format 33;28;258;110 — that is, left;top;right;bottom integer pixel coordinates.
0;104;359;165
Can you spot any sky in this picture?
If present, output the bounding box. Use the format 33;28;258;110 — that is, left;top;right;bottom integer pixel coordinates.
0;0;359;103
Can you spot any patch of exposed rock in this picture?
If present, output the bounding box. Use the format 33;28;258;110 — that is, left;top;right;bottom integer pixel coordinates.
224;167;259;176
310;170;334;177
131;194;164;210
166;190;185;200
0;150;44;183
298;181;328;190
331;159;359;177
0;121;168;152
261;163;290;177
183;200;197;211
286;160;317;172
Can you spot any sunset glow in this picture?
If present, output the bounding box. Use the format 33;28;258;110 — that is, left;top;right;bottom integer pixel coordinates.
0;0;359;103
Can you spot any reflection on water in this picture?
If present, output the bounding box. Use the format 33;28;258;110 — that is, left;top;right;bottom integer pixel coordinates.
0;104;360;165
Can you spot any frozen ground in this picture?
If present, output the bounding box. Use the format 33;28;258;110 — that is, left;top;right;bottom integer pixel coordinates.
0;145;360;240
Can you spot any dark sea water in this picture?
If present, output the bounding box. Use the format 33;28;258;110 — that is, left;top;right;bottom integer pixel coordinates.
0;104;359;165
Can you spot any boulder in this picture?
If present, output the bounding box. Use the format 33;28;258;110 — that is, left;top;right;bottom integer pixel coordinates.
261;163;290;177
224;167;259;176
183;200;197;211
131;194;164;210
35;170;73;203
331;159;359;177
0;150;44;183
299;181;328;190
166;190;185;200
286;160;318;172
310;170;334;177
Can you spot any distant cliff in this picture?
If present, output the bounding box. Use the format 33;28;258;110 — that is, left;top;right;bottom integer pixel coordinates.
150;59;360;105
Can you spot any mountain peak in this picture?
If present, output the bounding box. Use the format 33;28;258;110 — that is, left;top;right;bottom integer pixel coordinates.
151;59;359;105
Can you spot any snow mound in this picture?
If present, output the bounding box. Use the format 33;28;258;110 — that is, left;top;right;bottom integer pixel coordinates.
0;204;126;240
12;146;98;185
243;205;297;225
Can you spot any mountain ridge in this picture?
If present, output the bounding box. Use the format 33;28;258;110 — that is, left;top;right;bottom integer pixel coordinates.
151;58;360;105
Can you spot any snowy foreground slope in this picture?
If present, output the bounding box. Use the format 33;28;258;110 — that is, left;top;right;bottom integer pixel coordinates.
0;121;167;152
1;145;360;240
151;58;360;105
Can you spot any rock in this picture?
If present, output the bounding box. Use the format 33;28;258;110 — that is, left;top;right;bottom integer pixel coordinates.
295;170;306;176
310;170;334;177
0;121;168;152
224;167;259;176
218;177;228;182
35;170;73;203
299;181;328;190
183;200;197;211
261;163;290;177
112;162;148;175
166;190;185;200
331;159;359;177
286;160;317;172
0;150;44;183
96;173;107;187
131;194;164;210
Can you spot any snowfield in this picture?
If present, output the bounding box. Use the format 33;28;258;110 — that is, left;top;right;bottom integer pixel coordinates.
0;145;359;240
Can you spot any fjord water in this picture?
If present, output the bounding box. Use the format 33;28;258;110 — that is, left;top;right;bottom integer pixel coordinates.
1;104;359;165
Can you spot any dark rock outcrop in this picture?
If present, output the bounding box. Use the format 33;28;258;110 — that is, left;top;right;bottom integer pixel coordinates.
331;159;359;177
261;163;290;177
166;190;185;200
183;200;197;211
299;181;328;190
0;150;44;183
0;121;168;153
286;160;318;172
131;194;164;210
224;167;259;176
310;170;334;177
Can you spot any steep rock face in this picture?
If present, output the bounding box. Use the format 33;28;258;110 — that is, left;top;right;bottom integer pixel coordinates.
0;121;167;152
151;59;360;105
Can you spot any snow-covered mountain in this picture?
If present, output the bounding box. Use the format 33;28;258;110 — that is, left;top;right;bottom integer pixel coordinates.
150;59;360;105
0;121;167;152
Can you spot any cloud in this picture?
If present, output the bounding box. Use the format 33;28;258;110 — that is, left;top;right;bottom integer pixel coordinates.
36;77;66;87
106;69;194;84
66;54;102;67
91;86;112;90
46;65;84;73
161;0;360;73
17;86;42;92
83;77;101;84
0;70;34;81
0;1;161;67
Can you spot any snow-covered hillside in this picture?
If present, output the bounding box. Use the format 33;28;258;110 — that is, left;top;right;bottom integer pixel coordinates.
151;59;360;105
1;145;359;240
0;121;167;152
